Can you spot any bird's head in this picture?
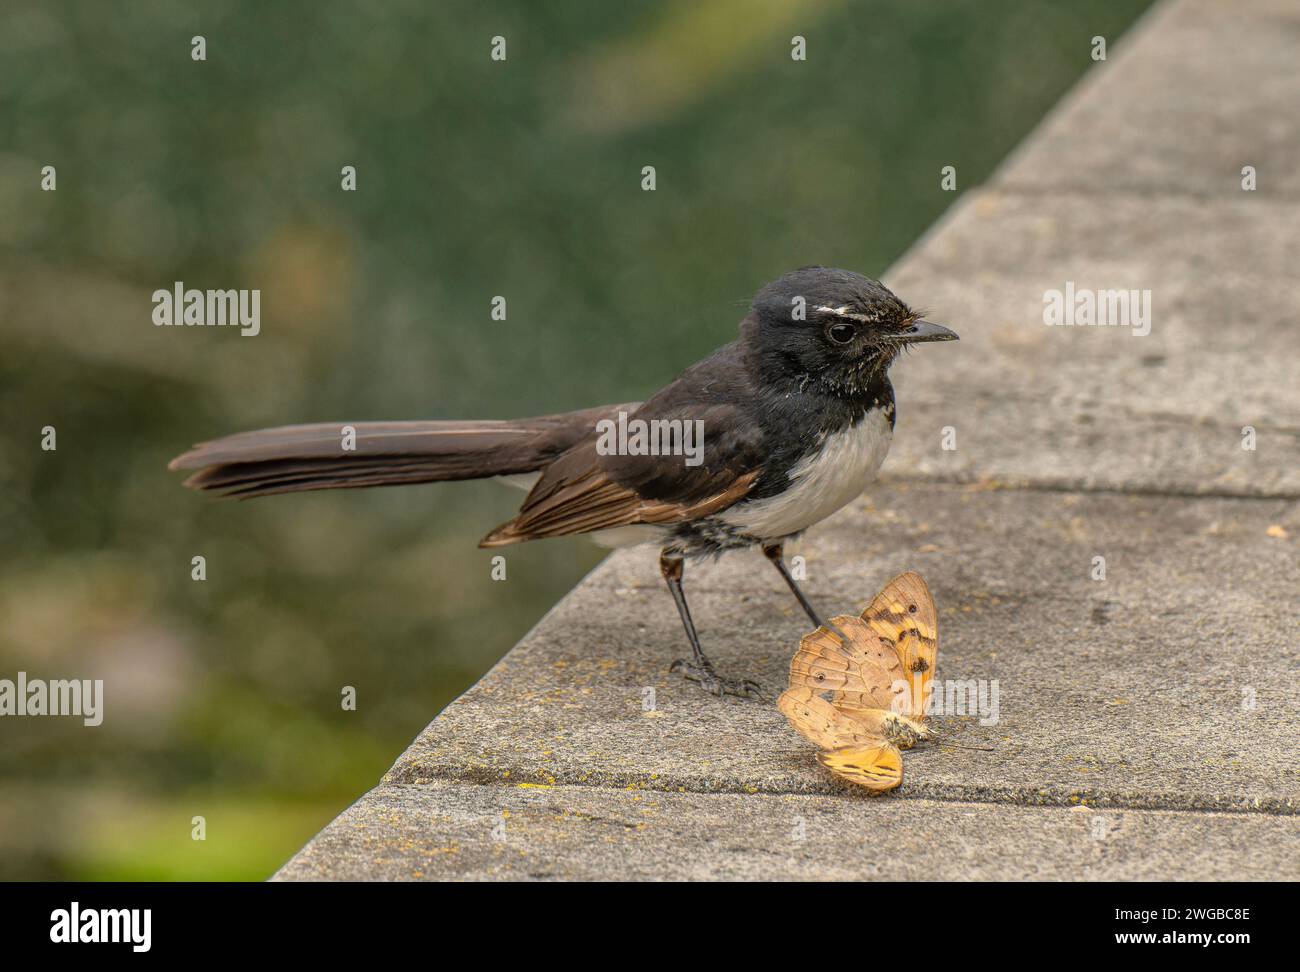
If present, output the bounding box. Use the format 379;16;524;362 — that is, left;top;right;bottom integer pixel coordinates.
745;266;957;397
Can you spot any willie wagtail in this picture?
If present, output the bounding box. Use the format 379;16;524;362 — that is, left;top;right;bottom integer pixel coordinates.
170;266;957;698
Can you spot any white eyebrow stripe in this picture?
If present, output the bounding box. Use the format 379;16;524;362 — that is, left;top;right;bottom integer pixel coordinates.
815;305;870;322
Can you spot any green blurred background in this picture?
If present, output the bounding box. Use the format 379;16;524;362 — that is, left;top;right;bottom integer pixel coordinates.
0;0;1150;879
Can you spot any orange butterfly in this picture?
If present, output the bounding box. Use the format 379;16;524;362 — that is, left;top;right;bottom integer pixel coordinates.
778;571;937;792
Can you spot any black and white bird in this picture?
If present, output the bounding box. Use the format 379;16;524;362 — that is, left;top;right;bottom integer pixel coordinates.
170;267;957;698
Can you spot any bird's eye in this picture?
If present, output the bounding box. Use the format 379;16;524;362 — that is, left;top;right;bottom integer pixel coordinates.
827;322;856;344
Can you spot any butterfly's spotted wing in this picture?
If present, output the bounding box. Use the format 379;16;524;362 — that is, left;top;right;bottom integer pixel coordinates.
788;615;908;712
845;571;938;722
817;744;903;792
777;688;885;752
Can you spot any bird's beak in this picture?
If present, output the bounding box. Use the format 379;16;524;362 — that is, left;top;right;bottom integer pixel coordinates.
898;320;958;344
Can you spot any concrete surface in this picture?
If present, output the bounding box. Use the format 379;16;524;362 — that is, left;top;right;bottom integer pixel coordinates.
278;781;1295;882
995;0;1300;199
276;0;1299;881
369;486;1298;814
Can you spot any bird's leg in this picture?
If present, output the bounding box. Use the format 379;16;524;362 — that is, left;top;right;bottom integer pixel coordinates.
661;551;763;700
762;542;826;629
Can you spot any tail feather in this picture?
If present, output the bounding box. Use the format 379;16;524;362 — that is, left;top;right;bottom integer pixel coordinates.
169;405;636;499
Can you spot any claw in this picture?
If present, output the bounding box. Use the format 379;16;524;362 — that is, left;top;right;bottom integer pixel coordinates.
670;660;766;700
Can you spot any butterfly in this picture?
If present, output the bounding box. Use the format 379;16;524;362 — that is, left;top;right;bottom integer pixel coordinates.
777;571;938;792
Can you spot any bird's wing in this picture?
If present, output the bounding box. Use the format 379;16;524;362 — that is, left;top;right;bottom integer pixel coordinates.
480;371;766;547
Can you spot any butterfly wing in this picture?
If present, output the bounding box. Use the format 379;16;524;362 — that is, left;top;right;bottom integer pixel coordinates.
788;616;908;712
777;689;886;751
779;691;903;791
817;744;903;792
827;704;931;749
849;571;938;721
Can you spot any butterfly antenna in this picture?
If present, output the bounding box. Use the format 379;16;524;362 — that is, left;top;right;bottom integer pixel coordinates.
933;739;995;752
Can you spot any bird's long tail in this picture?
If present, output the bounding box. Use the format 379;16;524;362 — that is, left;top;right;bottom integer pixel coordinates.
168;403;634;499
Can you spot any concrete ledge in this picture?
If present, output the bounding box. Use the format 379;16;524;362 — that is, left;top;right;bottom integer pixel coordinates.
379;484;1297;815
884;189;1300;497
274;781;1295;881
994;0;1300;198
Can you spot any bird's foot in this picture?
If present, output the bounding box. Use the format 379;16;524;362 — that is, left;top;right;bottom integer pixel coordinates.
669;659;765;700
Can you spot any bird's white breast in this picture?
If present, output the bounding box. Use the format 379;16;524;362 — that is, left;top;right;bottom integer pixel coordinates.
720;406;893;540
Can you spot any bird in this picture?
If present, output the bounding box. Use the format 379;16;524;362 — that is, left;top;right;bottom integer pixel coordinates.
169;266;957;698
